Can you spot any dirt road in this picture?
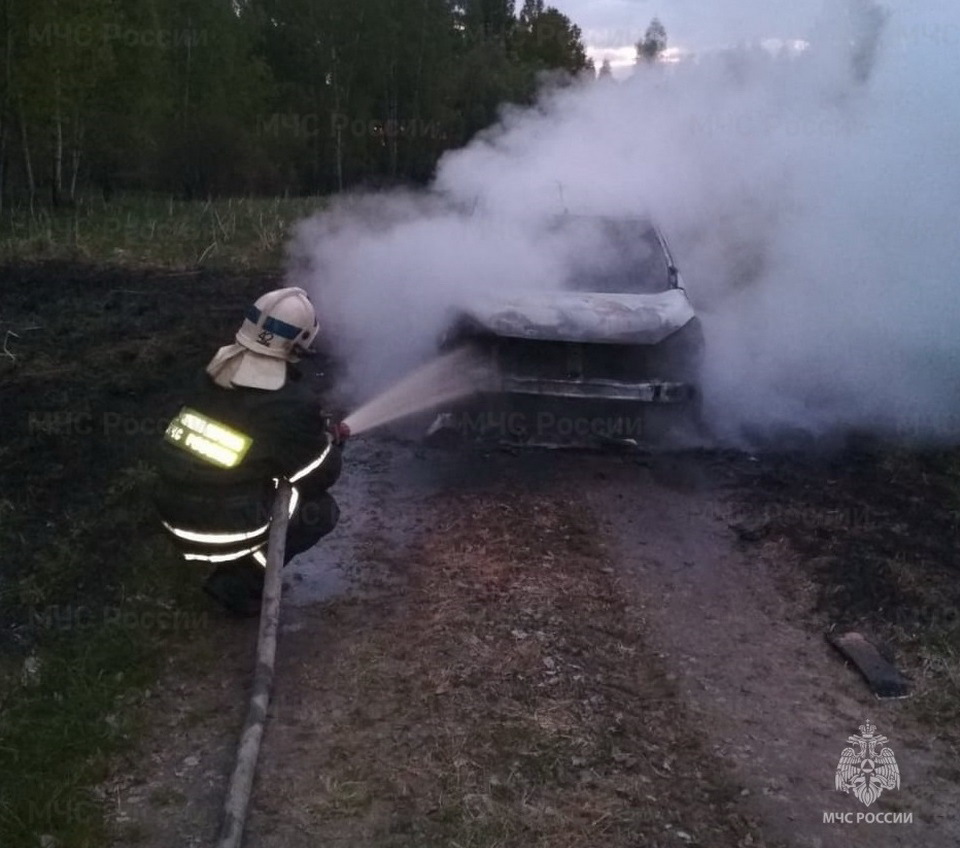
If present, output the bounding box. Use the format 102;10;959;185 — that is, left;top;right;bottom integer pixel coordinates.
106;439;960;848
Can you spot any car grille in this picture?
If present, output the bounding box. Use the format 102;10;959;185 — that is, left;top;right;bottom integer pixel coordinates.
491;338;653;382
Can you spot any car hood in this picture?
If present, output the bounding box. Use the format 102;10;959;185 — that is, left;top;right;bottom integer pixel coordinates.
456;288;695;345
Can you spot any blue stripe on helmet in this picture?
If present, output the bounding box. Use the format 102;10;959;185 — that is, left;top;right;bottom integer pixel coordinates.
245;305;303;340
262;315;303;340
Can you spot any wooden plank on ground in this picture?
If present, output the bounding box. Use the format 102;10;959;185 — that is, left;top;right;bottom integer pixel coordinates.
828;631;911;699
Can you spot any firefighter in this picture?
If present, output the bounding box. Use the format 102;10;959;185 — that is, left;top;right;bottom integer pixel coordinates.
154;287;348;616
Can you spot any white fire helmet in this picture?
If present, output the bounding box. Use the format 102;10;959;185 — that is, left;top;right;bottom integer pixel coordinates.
206;287;320;391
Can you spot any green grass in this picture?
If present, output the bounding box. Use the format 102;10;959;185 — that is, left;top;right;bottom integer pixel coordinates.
0;193;327;270
0;463;216;848
0;622;156;845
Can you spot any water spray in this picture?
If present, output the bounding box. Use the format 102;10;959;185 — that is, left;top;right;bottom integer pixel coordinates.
341;346;494;437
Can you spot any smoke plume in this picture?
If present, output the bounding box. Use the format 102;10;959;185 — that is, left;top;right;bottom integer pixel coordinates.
288;0;960;445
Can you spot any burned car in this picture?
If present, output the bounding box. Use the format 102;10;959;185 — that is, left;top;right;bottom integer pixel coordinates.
428;216;704;447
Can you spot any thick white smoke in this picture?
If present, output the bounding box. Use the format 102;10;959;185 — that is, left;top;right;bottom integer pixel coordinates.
288;0;960;445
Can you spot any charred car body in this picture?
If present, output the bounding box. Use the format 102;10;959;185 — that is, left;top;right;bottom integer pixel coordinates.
429;216;704;448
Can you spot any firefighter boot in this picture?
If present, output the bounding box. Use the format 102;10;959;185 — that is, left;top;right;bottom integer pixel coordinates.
203;558;266;617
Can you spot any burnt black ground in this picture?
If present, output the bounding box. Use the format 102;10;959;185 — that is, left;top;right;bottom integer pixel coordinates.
730;446;960;637
2;261;956;669
0;263;274;626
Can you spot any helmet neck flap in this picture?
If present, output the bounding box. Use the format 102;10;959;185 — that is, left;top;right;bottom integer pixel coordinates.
206;287;319;390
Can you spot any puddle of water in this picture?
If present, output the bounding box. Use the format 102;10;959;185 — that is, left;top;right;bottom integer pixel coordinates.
281;439;437;607
279;437;665;608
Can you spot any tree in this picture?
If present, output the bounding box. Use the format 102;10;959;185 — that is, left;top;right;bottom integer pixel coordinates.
461;0;516;43
636;17;667;64
159;0;273;196
0;0;117;207
513;2;590;76
0;0;601;200
517;0;541;27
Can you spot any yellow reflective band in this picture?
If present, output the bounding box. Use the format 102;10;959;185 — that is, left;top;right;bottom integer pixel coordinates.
252;551;267;567
183;543;266;564
181;411;207;432
204;421;246;453
166;486;299;554
162;520;270;546
184;432;236;466
164;407;253;469
289;441;332;483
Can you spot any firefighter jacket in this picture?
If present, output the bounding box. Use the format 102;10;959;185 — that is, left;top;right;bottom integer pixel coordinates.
154;364;342;563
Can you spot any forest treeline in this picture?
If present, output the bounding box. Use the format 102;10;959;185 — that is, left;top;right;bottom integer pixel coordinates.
0;0;593;207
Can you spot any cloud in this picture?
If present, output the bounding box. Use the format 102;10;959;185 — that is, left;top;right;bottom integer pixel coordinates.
554;0;817;52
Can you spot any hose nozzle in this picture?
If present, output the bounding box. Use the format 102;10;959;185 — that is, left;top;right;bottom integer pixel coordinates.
329;421;351;444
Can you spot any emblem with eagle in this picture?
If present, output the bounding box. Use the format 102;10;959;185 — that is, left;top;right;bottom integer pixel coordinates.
835;721;900;807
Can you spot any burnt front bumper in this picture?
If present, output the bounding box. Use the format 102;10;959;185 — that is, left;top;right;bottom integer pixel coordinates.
426;381;700;448
499;375;694;403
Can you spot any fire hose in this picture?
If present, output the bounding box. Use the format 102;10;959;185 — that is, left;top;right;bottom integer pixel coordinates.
215;479;291;848
215;423;349;847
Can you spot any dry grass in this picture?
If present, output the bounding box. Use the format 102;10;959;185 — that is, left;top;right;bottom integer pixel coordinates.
0;193;326;271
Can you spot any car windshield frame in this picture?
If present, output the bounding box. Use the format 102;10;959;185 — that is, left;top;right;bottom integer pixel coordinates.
552;216;675;296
